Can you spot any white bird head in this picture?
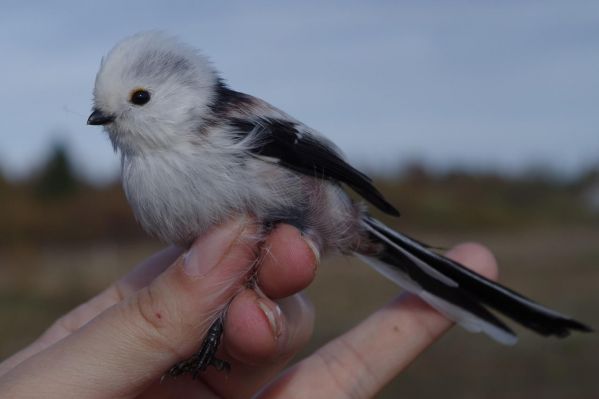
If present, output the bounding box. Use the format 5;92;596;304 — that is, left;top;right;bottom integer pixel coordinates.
88;32;219;154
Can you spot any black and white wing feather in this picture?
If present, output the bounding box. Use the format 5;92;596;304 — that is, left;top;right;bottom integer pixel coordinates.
229;117;400;216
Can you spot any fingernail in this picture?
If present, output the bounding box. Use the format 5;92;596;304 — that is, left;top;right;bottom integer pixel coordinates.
302;235;321;273
183;218;247;276
257;298;283;340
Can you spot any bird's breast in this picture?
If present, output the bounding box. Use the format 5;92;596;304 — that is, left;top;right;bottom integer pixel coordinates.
120;148;307;245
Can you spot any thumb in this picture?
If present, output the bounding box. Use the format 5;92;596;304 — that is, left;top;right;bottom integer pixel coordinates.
1;218;258;399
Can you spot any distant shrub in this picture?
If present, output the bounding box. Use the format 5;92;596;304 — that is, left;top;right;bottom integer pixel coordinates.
34;143;80;200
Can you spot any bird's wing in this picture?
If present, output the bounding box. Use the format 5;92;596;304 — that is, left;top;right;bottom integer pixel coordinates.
230;117;399;216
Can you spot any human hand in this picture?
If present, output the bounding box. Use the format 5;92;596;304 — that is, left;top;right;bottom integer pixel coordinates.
0;216;497;399
0;218;317;398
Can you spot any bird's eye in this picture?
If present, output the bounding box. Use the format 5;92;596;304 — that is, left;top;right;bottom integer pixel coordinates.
130;89;151;106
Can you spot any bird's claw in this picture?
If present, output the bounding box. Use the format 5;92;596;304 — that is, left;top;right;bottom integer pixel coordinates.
165;317;230;380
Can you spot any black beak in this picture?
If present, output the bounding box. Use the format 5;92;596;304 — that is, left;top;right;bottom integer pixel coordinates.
87;109;115;125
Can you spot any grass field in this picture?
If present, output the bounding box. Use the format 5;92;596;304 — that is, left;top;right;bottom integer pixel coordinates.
1;226;596;398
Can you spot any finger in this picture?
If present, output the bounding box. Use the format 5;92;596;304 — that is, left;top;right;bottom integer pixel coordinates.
1;217;260;399
224;291;314;366
204;292;315;399
0;246;183;376
258;224;319;299
259;243;498;399
51;246;183;339
227;289;288;364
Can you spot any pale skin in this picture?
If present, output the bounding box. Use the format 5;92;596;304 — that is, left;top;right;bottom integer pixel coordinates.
0;218;498;398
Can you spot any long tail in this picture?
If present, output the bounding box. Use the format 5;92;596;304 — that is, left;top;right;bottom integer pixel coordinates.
358;217;592;345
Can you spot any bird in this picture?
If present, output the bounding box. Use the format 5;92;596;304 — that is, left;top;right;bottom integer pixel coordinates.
87;32;591;377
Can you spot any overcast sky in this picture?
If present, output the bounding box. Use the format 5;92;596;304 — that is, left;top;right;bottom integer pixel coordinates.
1;1;597;182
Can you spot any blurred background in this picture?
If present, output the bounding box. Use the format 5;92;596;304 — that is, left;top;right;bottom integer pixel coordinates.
0;1;597;397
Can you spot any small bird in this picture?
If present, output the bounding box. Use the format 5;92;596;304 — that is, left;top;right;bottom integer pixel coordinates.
88;32;591;377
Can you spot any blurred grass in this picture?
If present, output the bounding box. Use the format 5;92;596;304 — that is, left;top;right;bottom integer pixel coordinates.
0;156;598;397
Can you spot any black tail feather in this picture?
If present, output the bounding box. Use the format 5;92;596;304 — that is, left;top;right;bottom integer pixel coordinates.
363;217;592;340
372;238;517;340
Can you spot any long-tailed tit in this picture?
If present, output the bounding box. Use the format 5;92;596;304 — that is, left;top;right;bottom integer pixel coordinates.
87;32;591;377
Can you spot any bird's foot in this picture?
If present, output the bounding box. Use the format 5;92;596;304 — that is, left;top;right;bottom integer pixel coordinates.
165;317;230;380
